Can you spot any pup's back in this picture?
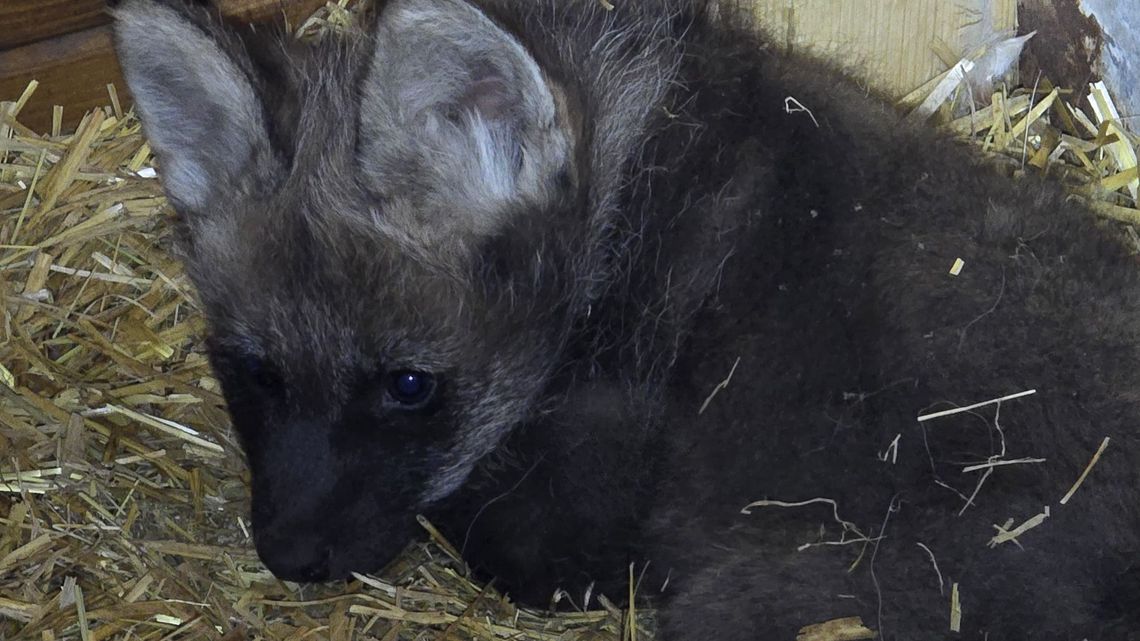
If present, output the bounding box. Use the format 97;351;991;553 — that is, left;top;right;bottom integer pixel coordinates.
629;21;1140;639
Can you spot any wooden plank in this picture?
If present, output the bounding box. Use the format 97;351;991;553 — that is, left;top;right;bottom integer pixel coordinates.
0;27;121;134
0;0;329;135
750;0;1019;98
0;0;109;51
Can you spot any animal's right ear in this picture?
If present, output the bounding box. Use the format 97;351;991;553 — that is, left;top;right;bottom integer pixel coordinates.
112;0;271;211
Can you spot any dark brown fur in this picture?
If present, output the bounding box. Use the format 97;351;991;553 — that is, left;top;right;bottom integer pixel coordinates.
113;1;1140;638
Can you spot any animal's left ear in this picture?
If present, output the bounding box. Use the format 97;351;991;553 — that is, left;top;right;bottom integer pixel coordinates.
359;0;572;228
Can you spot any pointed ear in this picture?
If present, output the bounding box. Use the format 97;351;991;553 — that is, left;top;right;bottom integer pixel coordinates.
112;0;271;211
360;0;571;223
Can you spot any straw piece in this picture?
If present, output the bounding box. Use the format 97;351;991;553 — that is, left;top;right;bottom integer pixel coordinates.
907;60;974;122
796;617;876;641
1059;437;1110;505
38;110;107;213
9;81;40;120
988;506;1051;547
0;534;52;574
917;390;1036;422
1088;82;1138;201
949;583;961;632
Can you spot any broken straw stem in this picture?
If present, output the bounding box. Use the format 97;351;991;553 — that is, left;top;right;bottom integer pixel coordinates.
917;389;1036;422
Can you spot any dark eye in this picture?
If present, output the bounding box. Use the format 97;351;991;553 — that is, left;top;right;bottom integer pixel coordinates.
388;370;436;407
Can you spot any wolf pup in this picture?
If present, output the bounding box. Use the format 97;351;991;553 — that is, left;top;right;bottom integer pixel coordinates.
112;0;1140;638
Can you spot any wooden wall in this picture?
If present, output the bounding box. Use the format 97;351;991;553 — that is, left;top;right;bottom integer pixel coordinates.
750;0;1019;98
0;0;327;134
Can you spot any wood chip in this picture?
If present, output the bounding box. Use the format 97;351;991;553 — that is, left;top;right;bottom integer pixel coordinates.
797;617;876;641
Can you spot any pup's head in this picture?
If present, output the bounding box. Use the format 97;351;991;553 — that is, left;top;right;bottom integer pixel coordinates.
113;0;580;581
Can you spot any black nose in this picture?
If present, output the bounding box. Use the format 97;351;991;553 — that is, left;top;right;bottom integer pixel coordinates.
274;553;331;583
255;530;333;583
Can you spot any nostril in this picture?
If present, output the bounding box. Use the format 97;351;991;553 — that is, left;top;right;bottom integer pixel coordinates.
270;547;331;582
255;529;333;583
292;550;331;582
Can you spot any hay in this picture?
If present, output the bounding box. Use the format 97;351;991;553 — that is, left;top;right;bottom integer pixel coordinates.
1059;436;1112;506
2;2;1139;640
795;617;875;641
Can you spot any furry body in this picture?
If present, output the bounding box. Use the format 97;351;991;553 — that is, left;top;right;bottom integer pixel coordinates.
113;1;1140;638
